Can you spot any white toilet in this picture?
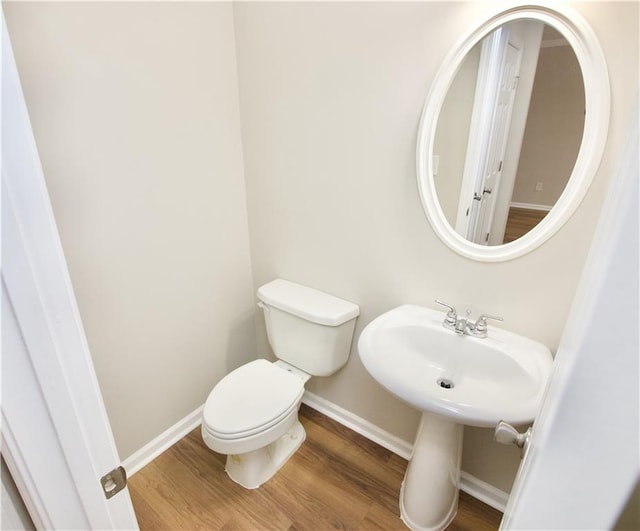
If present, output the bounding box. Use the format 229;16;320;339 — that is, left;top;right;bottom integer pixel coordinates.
201;279;359;489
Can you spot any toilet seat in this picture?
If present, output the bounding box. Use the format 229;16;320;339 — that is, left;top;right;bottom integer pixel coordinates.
203;359;304;440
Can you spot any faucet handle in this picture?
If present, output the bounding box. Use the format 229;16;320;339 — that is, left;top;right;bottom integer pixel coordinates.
434;300;458;328
474;314;503;334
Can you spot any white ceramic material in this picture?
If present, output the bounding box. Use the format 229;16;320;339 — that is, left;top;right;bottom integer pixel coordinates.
358;305;553;427
202;279;359;489
358;304;553;531
259;279;359;377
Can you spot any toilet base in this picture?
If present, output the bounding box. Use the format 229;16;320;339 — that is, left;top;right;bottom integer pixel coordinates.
225;420;306;489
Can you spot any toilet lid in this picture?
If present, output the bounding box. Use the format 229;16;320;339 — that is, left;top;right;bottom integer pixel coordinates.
203;359;304;439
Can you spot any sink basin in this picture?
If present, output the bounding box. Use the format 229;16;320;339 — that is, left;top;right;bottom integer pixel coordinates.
358;304;553;427
357;304;554;531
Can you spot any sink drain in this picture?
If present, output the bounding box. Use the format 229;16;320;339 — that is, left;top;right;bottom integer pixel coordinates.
437;378;454;389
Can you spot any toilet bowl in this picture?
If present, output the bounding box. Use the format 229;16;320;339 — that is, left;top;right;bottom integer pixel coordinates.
201;279;359;489
202;359;309;488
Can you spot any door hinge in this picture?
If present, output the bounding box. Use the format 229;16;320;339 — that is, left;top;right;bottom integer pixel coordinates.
485;233;490;243
100;466;127;499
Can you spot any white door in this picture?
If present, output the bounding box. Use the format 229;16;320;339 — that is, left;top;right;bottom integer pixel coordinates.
456;27;523;244
500;117;639;528
1;13;139;530
472;38;522;244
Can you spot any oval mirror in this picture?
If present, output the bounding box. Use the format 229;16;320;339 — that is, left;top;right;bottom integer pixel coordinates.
417;4;610;261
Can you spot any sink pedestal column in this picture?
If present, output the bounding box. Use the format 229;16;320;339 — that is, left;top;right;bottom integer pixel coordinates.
400;412;463;531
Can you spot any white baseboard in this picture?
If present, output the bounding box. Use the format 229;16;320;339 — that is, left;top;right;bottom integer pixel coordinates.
122;393;509;513
460;471;508;512
302;391;508;512
122;405;203;477
509;201;553;212
302;391;413;460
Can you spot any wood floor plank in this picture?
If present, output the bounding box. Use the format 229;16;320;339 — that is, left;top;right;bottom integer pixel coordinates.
301;406;393;462
447;492;503;531
503;207;548;243
129;404;503;530
359;501;405;530
272;429;374;528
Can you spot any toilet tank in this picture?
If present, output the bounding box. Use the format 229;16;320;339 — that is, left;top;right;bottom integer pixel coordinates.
257;279;360;377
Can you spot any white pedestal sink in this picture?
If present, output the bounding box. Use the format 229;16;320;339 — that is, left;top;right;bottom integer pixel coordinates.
358;305;553;531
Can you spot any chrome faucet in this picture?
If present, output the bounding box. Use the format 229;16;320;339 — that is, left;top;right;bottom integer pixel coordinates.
472;314;504;338
454;312;471;335
435;300;503;338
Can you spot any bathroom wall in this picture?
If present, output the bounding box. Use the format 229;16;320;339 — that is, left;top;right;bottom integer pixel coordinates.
433;46;479;227
512;42;585;207
234;1;639;493
3;2;256;459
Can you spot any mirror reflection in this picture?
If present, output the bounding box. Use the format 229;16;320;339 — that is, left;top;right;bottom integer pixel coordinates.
433;21;585;246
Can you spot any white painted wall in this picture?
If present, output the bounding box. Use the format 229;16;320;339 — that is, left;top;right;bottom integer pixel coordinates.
433;45;479;227
512;43;585;206
233;1;639;492
3;2;256;459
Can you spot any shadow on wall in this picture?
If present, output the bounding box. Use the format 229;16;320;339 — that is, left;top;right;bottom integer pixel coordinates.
225;310;259;374
615;480;640;530
1;457;36;531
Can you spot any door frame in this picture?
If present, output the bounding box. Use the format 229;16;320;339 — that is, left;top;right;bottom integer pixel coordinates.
455;27;505;238
455;25;524;243
472;30;524;244
501;114;639;528
1;13;138;529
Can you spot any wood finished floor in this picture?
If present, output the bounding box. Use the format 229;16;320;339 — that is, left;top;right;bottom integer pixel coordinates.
503;207;548;243
129;404;502;530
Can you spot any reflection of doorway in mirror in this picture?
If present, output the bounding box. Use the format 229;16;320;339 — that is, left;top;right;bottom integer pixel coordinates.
501;26;585;243
433;20;547;245
466;28;524;244
457;20;544;245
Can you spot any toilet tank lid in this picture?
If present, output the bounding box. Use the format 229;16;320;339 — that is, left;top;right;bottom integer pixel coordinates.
257;279;359;326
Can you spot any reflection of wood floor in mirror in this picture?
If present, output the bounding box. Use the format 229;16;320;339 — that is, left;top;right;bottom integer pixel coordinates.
129;404;503;530
503;207;549;243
